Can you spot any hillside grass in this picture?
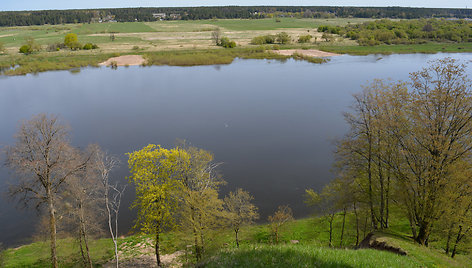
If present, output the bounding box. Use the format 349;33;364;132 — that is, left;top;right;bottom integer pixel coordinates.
3;212;471;267
202;244;418;268
3;237;113;268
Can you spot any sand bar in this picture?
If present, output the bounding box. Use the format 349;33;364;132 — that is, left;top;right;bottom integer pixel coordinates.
99;55;146;66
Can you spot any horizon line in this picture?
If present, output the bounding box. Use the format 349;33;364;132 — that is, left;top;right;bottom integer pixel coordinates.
1;5;471;12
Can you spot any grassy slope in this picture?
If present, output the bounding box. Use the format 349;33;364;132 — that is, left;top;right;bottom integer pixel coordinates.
3;213;471;267
3;238;113;268
203;244;418;268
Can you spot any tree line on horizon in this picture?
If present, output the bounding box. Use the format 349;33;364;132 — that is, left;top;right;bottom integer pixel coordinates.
0;6;471;27
318;18;472;46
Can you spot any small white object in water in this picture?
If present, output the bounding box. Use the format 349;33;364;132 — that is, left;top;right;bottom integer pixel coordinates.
224;123;229;128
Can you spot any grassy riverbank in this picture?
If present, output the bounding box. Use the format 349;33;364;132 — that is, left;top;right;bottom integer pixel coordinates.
319;42;472;55
0;47;332;75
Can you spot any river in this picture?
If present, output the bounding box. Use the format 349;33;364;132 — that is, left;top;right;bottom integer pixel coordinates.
1;53;471;246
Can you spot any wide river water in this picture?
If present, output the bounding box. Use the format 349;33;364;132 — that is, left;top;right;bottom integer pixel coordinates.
1;53;472;246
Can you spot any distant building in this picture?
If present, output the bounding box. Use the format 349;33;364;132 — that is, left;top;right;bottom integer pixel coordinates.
99;15;116;23
169;13;181;20
152;13;167;20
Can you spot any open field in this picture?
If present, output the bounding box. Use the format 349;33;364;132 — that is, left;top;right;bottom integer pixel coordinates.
0;18;366;53
0;17;471;75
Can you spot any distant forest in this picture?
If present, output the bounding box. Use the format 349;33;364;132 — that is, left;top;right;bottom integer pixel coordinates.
0;6;472;27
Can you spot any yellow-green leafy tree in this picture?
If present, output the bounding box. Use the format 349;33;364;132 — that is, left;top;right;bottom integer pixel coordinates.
127;144;181;267
64;33;80;50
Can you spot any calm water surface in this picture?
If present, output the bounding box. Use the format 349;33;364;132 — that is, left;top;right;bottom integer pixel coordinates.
1;53;472;246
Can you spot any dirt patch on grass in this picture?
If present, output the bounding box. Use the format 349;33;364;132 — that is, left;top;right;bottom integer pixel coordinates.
99;55;146;66
272;49;340;57
0;34;16;38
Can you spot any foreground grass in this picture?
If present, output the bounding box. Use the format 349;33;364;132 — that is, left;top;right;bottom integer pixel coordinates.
3;237;113;268
202;243;417;268
3;213;472;267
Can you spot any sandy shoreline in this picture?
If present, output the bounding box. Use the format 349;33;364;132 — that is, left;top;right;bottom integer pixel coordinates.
99;55;146;66
272;49;340;57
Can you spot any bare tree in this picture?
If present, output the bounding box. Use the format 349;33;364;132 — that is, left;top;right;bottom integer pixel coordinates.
61;164;103;268
95;147;124;268
268;205;293;244
211;28;221;45
5;114;89;268
223;188;259;248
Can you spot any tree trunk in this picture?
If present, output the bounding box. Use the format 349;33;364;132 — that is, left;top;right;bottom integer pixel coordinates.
340;208;347;247
78;225;87;267
191;208;201;261
235;229;240;248
275;226;279;244
82;226;92;268
79;203;92;268
407;210;417;240
377;134;385;229
451;226;463;258
328;215;334;247
105;187;119;268
385;170;391;228
114;206;119;268
48;192;58;268
353;202;359;246
367;138;378;230
416;221;431;246
445;223;454;255
155;231;161;267
363;212;368;239
199;214;205;257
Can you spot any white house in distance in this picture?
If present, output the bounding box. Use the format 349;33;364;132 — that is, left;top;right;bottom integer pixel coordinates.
152;13;166;20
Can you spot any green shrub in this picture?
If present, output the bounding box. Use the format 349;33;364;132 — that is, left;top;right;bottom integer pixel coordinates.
251;35;276;45
68;41;82;50
219;37;237;48
47;43;66;52
298;35;312;43
19;45;32;54
82;43;98;50
276;32;291;44
24;37;40;52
